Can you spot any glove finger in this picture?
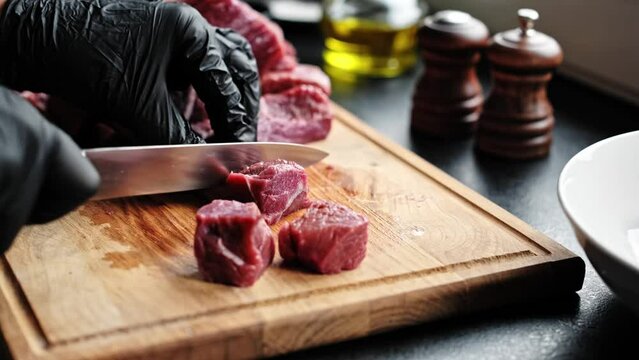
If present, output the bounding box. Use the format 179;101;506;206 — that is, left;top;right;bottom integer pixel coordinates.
0;88;98;250
130;86;204;145
175;6;257;142
215;29;260;129
28;130;101;224
0;88;43;249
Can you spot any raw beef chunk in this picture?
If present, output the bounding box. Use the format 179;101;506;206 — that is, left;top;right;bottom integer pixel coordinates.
189;98;215;140
186;0;297;73
261;64;332;95
20;91;49;113
170;87;214;141
278;201;368;274
257;85;332;143
194;200;274;287
226;159;311;225
185;65;333;144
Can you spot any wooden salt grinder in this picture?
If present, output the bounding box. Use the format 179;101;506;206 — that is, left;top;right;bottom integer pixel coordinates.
476;9;563;159
411;10;489;138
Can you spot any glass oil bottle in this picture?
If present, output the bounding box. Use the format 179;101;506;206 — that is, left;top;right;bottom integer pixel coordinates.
321;0;426;79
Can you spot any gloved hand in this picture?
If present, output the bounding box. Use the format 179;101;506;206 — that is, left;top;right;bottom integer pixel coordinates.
0;0;260;144
0;86;99;251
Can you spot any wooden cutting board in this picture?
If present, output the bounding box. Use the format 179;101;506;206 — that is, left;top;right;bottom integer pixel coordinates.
0;104;584;360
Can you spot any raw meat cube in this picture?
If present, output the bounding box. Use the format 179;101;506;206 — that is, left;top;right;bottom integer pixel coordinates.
226;160;311;225
278;200;368;274
257;85;332;144
194;200;274;287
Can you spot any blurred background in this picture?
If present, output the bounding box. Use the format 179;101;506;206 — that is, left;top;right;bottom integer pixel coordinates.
247;0;639;107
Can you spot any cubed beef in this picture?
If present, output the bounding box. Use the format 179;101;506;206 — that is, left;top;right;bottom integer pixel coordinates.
194;200;274;287
226;160;311;225
278;200;368;274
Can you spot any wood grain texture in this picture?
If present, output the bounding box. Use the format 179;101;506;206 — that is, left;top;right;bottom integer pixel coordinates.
0;104;584;360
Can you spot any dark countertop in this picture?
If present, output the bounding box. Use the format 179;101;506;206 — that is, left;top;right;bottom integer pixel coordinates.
277;21;639;360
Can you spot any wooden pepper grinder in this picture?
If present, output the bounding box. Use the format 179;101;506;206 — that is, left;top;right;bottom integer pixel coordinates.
476;9;563;159
411;10;489;138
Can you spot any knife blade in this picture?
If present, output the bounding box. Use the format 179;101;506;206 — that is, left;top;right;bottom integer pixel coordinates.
83;142;328;201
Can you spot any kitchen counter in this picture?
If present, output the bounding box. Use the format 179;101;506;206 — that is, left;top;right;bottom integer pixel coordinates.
276;21;639;360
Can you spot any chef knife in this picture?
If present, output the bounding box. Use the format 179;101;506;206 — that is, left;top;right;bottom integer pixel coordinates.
82;142;328;201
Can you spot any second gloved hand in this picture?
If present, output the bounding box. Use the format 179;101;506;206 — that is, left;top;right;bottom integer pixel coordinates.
0;0;260;144
0;86;99;251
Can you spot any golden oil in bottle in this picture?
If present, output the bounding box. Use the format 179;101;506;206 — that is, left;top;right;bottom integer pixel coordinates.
321;0;424;79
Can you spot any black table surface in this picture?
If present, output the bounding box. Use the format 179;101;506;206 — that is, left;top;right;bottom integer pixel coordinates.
274;22;639;360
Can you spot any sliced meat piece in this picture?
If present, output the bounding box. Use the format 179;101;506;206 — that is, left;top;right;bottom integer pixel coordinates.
269;54;297;72
261;64;331;95
20;91;49;113
189;98;214;140
242;19;281;67
267;40;297;72
181;0;333;143
226;159;311;225
278;200;368;274
258;20;296;72
284;40;297;57
171;87;214;141
258;85;332;144
186;0;297;73
179;69;333;144
194;200;274;287
171;87;197;120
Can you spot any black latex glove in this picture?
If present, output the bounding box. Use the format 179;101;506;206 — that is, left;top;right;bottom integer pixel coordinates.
0;0;260;144
0;86;100;251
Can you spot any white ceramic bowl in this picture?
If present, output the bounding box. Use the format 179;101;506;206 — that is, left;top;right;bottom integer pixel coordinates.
559;130;639;314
